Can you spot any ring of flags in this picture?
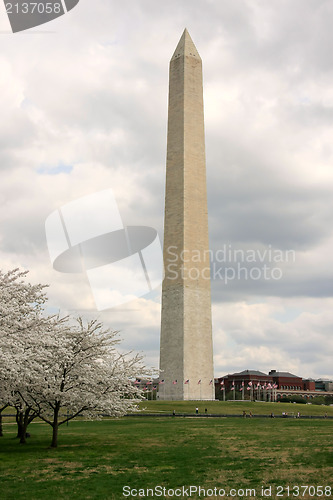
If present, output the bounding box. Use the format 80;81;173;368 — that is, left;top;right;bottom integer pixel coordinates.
217;380;279;391
133;378;279;395
134;379;215;388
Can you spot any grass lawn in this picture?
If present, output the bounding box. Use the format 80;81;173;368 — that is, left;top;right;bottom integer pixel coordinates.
0;407;332;499
136;399;333;417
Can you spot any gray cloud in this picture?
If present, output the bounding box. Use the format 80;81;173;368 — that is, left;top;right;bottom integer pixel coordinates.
0;0;332;379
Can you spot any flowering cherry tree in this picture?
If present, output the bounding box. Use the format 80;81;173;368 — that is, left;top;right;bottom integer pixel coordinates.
0;268;148;447
20;317;146;447
0;268;49;442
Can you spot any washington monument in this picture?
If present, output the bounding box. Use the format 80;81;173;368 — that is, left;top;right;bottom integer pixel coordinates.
159;29;214;400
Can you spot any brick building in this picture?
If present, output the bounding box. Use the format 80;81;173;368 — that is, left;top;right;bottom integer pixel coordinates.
215;369;273;392
215;369;333;401
269;370;303;390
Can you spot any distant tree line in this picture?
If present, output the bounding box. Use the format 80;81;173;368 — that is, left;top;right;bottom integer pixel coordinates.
215;390;333;406
279;395;333;405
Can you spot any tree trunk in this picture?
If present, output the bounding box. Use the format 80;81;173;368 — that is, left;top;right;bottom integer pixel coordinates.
51;424;58;448
16;408;34;444
19;430;27;444
50;405;60;448
0;405;9;437
19;409;31;444
16;410;24;440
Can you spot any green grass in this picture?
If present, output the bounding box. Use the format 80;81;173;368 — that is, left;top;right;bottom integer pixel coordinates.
0;410;332;499
137;399;333;417
3;400;332;418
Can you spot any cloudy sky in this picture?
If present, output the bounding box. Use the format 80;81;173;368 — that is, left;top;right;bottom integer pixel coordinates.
1;0;332;380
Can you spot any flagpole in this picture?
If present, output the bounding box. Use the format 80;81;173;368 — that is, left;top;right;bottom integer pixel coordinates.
221;380;225;401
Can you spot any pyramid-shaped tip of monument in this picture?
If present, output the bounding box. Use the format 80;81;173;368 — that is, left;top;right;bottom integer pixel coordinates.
171;28;201;61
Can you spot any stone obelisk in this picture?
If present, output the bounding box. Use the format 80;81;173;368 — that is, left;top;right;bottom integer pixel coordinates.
159;29;214;400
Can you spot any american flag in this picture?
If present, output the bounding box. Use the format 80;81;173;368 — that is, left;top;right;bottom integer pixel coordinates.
147;381;153;385
134;379;140;385
159;380;164;385
198;379;201;385
220;380;224;385
185;379;189;384
248;381;252;387
209;380;213;385
172;380;177;385
153;386;157;390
